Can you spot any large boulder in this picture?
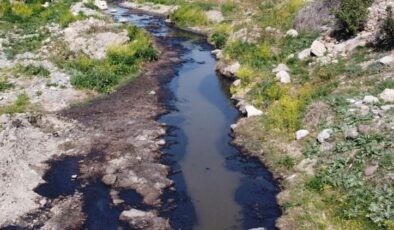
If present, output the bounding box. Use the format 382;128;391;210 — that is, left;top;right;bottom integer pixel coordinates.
379;55;394;65
245;104;263;117
296;129;310;140
311;40;326;57
379;88;394;103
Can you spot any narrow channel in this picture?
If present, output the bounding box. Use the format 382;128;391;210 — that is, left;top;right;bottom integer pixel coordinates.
112;7;281;230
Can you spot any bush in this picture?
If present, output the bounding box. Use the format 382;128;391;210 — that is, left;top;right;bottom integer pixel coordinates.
376;6;394;50
334;0;373;38
210;31;228;49
171;5;208;27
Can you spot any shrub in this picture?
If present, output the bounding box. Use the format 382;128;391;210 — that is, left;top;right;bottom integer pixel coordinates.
14;64;50;77
376;6;394;50
11;3;33;21
0;81;13;92
210;31;228;49
334;0;373;38
0;93;30;114
171;5;208;27
277;156;296;169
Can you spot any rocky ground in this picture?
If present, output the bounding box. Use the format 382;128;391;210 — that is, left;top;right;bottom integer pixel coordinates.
0;1;176;228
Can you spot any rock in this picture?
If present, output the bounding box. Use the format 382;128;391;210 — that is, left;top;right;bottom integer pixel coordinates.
317;128;333;143
71;174;77;179
357;124;371;134
102;174;117;185
42;2;50;8
272;63;290;73
149;90;156;95
298;48;311;60
295;129;309;140
120;209;170;229
344;127;359;139
276;70;291;83
364;165;378;176
222;62;241;78
295;158;317;176
310;40;326;57
378;55;394;65
206;10;224;23
94;0;108;10
230;123;238;130
249;228;266;230
119;17;128;23
232;79;241;87
286;29;299;37
379;88;394;103
0;114;10;124
363;95;379;104
245;104;263;117
381;104;394;111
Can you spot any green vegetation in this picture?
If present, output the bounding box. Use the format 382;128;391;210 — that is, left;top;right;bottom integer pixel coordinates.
0;81;13;92
335;0;373;37
65;30;157;93
13;64;50;78
171;5;208;27
0;93;30;114
210;31;228;49
376;6;394;50
1;0;85;58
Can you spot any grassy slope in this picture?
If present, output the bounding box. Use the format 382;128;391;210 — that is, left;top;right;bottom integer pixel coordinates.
0;0;157;116
139;0;394;229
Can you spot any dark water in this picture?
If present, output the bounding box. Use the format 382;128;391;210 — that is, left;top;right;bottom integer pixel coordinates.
28;7;281;230
112;7;281;230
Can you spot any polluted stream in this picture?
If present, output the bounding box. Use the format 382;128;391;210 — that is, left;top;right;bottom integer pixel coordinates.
28;6;281;230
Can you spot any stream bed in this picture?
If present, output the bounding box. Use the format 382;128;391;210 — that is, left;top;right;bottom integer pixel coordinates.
24;6;281;230
112;7;282;230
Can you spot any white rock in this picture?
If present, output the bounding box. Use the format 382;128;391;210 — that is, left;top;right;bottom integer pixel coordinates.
311;40;326;57
286;29;298;37
149;90;156;95
296;129;310;140
206;10;224;23
94;0;107;10
298;48;311;60
378;55;394;65
363;95;379;104
249;228;266;230
42;2;50;8
379;88;394;103
119;17;128;23
381;104;394;111
223;62;241;77
276;70;291;83
230;123;238;130
233;79;241;87
245;104;263;117
317;129;333;143
272;63;290;73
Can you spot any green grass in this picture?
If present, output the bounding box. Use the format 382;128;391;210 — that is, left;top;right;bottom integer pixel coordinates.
0;81;14;92
0;93;30;114
65;30;157;93
171;5;208;27
13;64;50;78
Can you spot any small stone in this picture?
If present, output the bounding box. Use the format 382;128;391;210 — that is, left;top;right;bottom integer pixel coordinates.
245;104;263;117
149;90;156;95
230;123;238;130
298;48;311;60
232;79;241;87
156;139;166;145
102;174;117;185
381;105;394;111
286;29;298;37
379;88;394;103
71;174;77;179
344;127;359;139
357;124;371;134
364;165;378;176
311;40;327;57
317;129;333;143
272;63;290;73
363;95;379;104
223;62;241;77
295;129;309;140
119;17;128;23
276;70;291;83
378;55;394;65
0;114;10;124
94;0;108;10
